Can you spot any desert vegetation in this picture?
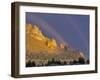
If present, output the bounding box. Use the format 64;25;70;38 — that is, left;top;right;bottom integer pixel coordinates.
26;51;89;67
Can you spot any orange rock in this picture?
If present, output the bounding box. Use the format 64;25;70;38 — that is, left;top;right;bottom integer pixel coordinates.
60;44;65;49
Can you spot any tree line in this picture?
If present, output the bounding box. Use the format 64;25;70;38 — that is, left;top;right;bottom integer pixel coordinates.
26;57;89;67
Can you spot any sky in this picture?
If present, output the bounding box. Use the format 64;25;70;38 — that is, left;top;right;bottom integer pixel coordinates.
26;12;90;60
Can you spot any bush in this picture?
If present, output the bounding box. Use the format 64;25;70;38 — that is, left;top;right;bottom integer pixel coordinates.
86;59;89;64
26;60;35;67
78;57;85;64
73;60;78;64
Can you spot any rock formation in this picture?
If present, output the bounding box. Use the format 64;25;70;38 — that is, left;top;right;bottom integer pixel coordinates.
26;24;86;67
26;24;58;53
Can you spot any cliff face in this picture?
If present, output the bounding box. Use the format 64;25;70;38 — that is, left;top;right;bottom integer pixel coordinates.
26;24;58;53
26;24;46;41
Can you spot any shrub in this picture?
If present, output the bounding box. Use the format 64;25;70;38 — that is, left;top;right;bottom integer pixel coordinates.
26;60;35;67
73;60;78;64
78;57;85;64
86;59;89;64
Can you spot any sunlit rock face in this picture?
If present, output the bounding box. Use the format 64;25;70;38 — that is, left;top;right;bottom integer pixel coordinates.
26;24;59;53
60;44;65;49
79;51;85;59
26;24;46;41
46;38;57;49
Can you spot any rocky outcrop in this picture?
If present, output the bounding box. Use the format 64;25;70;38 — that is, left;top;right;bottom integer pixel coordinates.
26;24;58;53
26;24;86;67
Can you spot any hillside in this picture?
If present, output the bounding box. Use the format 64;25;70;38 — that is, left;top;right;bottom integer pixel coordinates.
26;24;87;67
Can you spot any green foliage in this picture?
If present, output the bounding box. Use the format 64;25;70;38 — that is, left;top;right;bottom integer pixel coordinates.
26;51;87;67
73;60;78;64
78;57;85;64
26;60;35;67
86;59;89;64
